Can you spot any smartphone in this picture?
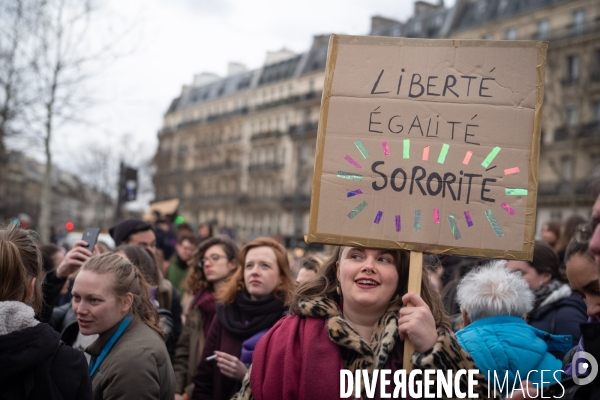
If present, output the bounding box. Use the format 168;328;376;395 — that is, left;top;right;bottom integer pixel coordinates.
81;228;101;252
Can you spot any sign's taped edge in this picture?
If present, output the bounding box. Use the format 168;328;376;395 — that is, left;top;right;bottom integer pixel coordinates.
307;35;548;262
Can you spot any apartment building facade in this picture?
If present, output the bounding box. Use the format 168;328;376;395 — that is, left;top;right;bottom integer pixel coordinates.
154;36;328;245
447;0;600;231
154;0;599;244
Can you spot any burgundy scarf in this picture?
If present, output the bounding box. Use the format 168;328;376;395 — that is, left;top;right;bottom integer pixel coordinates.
193;288;216;329
250;315;406;400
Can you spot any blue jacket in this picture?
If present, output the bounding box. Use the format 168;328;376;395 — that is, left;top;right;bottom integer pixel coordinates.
456;315;572;395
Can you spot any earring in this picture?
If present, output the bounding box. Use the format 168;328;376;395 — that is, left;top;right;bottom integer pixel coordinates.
336;284;342;297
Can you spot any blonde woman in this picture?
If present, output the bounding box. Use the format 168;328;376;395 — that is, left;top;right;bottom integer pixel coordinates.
71;252;175;399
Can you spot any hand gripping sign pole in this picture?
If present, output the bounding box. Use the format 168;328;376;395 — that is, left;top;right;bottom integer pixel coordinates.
403;251;423;373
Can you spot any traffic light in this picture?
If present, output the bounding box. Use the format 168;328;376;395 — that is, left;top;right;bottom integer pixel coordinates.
118;164;138;203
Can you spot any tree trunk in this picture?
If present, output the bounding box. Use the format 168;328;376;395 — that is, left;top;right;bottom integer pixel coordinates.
38;104;53;243
0;129;7;218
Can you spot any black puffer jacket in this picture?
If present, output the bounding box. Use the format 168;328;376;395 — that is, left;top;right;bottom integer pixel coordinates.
529;286;587;345
50;302;80;345
0;305;92;400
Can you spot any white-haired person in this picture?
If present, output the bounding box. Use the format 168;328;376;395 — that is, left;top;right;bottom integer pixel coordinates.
456;262;572;397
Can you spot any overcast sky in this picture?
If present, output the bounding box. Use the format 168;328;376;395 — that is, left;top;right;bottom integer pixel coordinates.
12;0;454;205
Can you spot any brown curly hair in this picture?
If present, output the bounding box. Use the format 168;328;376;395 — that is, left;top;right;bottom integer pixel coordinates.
185;236;240;295
289;246;450;330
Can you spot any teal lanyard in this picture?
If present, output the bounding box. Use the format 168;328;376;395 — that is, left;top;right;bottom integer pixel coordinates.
89;316;132;377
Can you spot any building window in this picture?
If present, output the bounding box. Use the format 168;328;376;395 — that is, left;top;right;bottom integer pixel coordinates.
498;0;509;14
475;1;486;17
537;19;549;40
413;20;422;34
593;50;600;81
566;105;578;127
573;9;585;35
505;28;516;40
550;210;562;220
594;102;600;122
592;155;600;177
561;156;573;180
565;55;579;84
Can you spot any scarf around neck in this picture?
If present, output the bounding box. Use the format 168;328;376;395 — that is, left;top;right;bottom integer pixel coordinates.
175;254;189;270
250;295;405;400
194;288;217;329
532;279;563;311
216;291;285;341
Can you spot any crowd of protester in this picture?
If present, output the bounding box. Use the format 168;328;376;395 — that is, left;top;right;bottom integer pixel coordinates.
2;194;600;399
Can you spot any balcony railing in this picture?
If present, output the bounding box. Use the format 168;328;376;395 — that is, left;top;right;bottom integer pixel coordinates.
531;20;600;42
538;179;594;197
250;130;284;141
248;162;284;172
169;91;322;131
553;122;600;142
281;194;311;209
197;162;241;173
195;139;223;149
288;122;319;140
561;76;579;86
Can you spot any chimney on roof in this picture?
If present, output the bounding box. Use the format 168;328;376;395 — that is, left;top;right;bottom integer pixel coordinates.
311;34;331;48
192;72;220;87
370;16;400;34
227;62;247;76
414;1;442;17
264;49;297;66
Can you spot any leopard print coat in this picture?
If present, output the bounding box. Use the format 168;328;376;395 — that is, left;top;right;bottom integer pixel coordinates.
233;296;502;400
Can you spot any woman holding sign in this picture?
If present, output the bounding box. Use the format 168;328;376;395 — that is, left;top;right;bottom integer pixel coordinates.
233;246;499;399
71;252;175;399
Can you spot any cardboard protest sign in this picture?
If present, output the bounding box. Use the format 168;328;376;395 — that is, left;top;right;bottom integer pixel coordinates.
307;35;547;260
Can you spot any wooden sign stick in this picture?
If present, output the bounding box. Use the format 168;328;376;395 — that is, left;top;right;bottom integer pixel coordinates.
403;251;423;373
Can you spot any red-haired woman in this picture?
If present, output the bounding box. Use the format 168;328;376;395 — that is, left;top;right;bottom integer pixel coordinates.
191;238;295;400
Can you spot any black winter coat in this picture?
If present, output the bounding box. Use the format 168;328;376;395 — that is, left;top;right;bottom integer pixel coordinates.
529;292;587;344
0;322;92;400
50;302;80;345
